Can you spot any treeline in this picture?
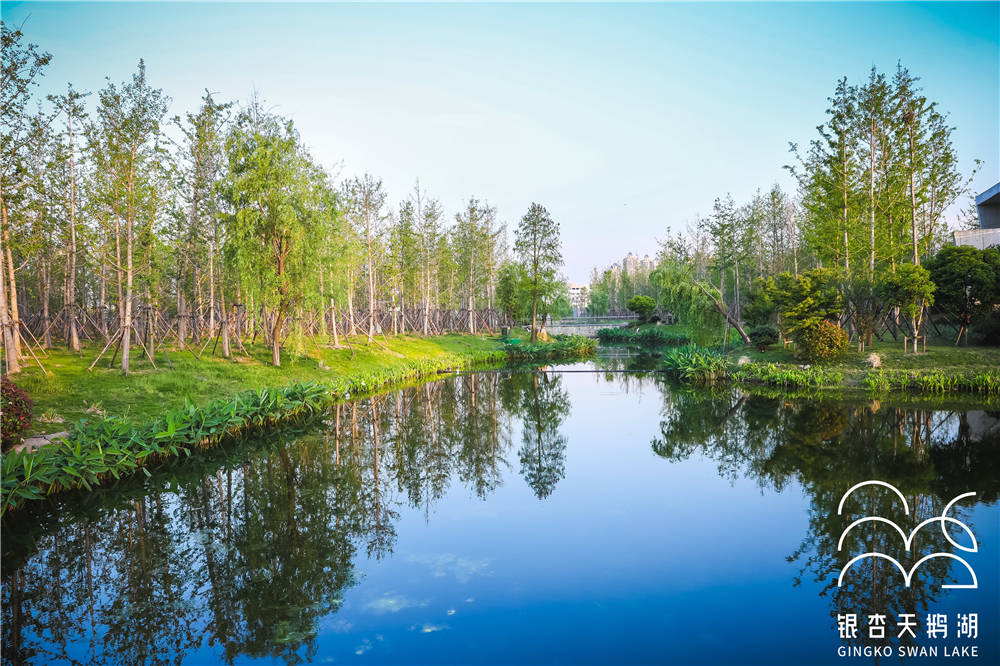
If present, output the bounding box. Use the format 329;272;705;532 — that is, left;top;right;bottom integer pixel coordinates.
0;24;567;375
644;63;992;351
585;262;657;315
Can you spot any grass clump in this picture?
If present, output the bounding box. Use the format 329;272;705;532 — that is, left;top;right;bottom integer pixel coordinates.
596;327;690;347
863;368;1000;395
732;362;843;388
504;335;597;360
662;345;729;383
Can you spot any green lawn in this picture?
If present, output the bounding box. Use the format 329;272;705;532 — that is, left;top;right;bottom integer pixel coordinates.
13;333;506;434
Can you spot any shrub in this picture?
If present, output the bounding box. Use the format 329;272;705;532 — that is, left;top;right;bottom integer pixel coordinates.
626;295;657;322
1;377;33;451
747;324;780;352
795;320;848;363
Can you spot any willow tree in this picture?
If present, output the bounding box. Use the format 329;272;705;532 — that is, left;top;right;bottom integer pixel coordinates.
654;259;750;345
514;203;562;341
220;103;322;366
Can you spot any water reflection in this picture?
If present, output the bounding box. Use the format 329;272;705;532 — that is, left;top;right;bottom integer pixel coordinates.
1;371;573;665
2;367;998;664
652;388;1000;654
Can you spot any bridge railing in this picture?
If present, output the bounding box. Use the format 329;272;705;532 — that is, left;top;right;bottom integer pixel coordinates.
544;315;638;327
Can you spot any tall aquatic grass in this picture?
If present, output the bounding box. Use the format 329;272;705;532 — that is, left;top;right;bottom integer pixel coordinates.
732;362;844;388
504;335;597;360
863;369;1000;395
662;345;729;383
596;328;690;347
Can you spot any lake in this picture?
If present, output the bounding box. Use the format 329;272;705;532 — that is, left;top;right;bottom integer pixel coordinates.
3;354;998;665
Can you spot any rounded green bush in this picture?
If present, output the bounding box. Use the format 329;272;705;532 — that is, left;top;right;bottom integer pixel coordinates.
795;320;849;363
748;324;780;352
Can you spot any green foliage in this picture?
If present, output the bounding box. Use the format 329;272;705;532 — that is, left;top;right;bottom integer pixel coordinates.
662;345;729;383
514;203;563;340
503;335;596;360
596;328;690;347
925;245;1000;339
742;278;777;328
971;310;1000;347
220;100;331;363
0;333;600;514
496;262;523;321
586;284;610;316
795;320;849;363
878;263;936;337
654;261;725;345
864;369;1000;395
732;362;843;388
768;268;842;336
747;324;780;352
625;295;656;321
2;377;33;450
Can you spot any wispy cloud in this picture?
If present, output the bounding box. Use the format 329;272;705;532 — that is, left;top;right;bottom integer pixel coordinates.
408;553;491;583
362;594;428;614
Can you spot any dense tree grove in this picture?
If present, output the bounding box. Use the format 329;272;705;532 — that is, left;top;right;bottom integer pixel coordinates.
0;24;566;373
640;64;994;352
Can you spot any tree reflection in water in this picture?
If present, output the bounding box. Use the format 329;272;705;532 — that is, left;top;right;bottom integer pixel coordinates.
1;370;571;665
2;368;996;664
651;384;1000;654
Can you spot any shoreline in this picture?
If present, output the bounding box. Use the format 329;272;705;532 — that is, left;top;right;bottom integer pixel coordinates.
0;334;596;515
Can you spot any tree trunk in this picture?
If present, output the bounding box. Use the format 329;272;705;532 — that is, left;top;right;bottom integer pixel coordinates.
0;199;21;373
2;219;23;360
908;122;919;265
67;110;80;353
869;118;877;277
40;259;51;348
208;242;216;336
271;309;283;367
220;286;230;358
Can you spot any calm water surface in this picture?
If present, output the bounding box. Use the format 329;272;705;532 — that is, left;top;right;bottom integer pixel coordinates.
3;355;998;665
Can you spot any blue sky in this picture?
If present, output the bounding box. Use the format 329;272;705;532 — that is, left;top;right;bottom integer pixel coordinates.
4;1;998;282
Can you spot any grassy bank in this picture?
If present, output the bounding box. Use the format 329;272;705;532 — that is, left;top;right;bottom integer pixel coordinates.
15;333;510;432
1;332;595;514
659;340;1000;396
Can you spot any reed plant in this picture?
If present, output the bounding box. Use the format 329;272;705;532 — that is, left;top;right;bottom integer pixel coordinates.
596;328;690;347
731;362;844;388
662;345;729;383
863;368;1000;395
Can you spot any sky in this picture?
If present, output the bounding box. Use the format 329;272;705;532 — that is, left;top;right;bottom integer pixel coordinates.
3;1;998;283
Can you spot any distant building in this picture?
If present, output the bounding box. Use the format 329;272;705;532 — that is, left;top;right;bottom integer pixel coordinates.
623;252;639;274
953;182;1000;249
640;254;656;272
568;283;588;316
